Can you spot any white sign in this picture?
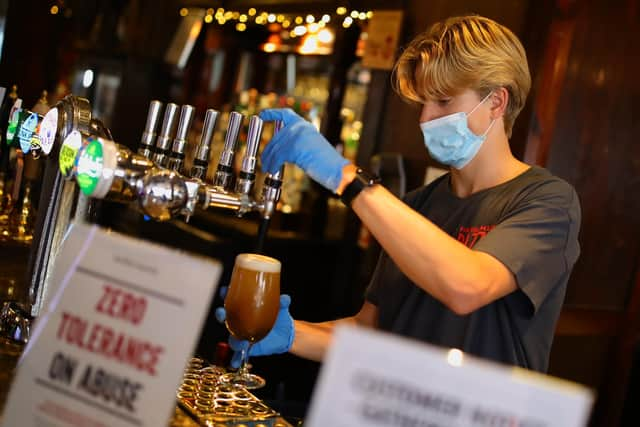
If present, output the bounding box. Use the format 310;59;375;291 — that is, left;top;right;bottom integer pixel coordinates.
306;325;594;427
2;224;222;427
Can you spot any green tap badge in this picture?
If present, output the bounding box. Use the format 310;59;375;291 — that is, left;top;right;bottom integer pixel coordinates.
76;138;103;196
59;130;83;178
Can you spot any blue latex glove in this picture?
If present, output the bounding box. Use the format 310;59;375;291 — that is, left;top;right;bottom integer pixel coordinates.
215;291;294;369
259;108;350;193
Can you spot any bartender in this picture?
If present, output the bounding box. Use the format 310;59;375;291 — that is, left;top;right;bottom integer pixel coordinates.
218;14;581;373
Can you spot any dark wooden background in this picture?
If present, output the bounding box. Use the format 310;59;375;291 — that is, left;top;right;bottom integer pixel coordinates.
0;0;639;425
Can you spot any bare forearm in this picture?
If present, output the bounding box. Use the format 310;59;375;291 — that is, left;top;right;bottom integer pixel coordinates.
290;317;356;362
351;185;514;314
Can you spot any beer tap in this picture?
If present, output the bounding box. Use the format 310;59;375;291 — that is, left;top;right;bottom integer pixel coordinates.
137;100;163;159
76;134;154;202
166;104;196;174
259;121;285;221
213;111;243;190
235;115;263;196
152;102;179;167
190;109;219;181
73;111;286;225
38;95;92;159
37;95;113;162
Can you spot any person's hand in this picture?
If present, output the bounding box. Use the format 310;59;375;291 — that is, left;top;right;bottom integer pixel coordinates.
259;108;350;193
215;289;294;369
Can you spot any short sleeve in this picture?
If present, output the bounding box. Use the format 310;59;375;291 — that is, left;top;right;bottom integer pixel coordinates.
473;180;581;313
365;251;390;306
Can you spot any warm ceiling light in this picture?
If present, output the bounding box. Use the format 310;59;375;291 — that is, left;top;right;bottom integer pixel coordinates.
204;14;213;23
318;28;334;43
299;34;319;55
342;17;353;28
295;16;303;24
179;8;188;17
359;12;366;20
282;20;291;28
350;10;359;18
239;14;247;22
206;8;214;15
306;14;315;23
293;25;307;36
366;11;374;19
248;8;256;16
236;23;246;31
268;14;276;23
336;7;347;15
321;14;331;23
277;15;285;23
263;43;277;53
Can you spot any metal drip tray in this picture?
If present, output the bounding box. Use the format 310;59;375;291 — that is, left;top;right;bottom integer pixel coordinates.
173;358;291;427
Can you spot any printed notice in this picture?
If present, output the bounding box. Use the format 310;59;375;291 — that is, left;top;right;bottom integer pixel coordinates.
362;10;404;70
1;223;222;427
306;325;594;427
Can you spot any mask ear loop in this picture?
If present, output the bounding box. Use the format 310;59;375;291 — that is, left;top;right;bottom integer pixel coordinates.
481;118;497;137
467;91;496;137
467;91;494;117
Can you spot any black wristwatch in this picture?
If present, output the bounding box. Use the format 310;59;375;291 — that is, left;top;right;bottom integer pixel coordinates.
340;167;381;206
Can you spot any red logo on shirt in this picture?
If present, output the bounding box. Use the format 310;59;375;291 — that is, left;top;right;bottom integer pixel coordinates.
457;225;495;248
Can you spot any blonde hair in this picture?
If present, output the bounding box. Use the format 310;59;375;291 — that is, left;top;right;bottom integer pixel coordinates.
394;15;531;137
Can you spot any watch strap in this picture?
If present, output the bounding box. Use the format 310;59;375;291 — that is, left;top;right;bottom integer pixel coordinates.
340;168;381;206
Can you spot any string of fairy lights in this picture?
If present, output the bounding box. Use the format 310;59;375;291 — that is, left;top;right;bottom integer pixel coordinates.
179;6;373;37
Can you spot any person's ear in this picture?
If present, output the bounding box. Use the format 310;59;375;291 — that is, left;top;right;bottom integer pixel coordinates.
490;87;509;119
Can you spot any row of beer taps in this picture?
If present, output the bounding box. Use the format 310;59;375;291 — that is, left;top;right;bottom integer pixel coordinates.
49;96;284;223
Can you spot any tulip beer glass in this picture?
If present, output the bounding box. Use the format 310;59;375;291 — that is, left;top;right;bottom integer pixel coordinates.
221;253;280;389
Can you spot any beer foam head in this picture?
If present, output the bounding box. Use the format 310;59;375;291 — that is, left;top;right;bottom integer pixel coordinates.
235;253;281;273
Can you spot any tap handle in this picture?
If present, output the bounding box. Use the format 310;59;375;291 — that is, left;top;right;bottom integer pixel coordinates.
138;100;163;158
235;115;263;195
261;120;285;219
213;111;243;189
153;102;178;166
167;104;196;172
191;108;219;180
174;104;196;145
241;115;263;174
271;120;284;181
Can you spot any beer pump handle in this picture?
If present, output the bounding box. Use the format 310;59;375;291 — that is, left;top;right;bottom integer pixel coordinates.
152;102;179;167
213;111;243;189
271;120;284;181
138;100;163;159
166;104;196;173
235;115;263;195
260;120;285;219
190;108;219;180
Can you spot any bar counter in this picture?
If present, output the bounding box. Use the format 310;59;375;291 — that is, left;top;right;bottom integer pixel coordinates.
0;344;297;426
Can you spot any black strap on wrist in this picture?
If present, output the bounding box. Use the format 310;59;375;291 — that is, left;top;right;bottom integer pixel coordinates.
340;167;381;207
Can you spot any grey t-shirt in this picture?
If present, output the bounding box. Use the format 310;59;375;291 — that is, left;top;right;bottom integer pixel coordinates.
366;166;581;372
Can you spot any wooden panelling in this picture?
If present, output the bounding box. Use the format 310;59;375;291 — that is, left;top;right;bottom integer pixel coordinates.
544;0;640;310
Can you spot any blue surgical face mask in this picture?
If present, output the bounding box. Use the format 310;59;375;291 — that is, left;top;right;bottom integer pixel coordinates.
419;92;496;169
